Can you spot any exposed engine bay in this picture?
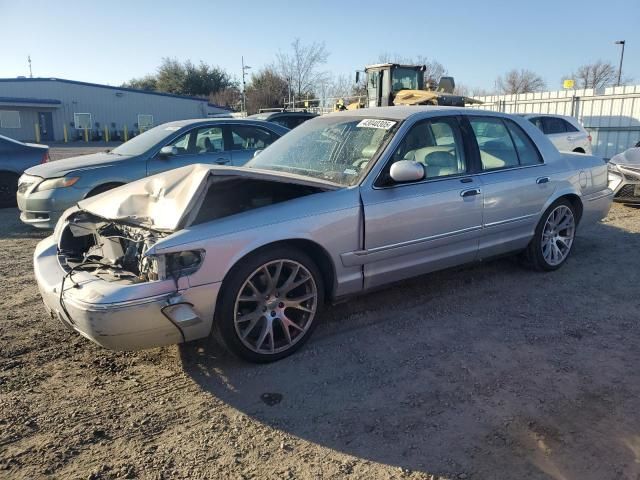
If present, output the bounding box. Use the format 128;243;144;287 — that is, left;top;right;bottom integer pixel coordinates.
57;176;327;284
58;211;166;284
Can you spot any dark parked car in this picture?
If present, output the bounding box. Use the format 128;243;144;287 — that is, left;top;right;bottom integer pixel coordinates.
17;118;288;228
249;110;318;129
0;135;49;207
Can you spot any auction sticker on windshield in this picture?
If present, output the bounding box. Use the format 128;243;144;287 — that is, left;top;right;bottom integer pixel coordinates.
356;119;396;130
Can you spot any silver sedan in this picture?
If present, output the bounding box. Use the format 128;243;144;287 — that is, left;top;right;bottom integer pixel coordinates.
34;107;613;362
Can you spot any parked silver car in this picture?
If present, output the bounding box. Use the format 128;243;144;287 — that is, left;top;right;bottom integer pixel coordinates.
0;134;49;207
608;147;640;203
34;107;613;362
17;119;288;228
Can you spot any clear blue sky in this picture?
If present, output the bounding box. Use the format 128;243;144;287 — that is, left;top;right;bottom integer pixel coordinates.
1;0;638;91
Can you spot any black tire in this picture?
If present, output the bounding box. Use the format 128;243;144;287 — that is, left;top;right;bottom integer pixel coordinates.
0;172;19;208
572;148;586;154
523;198;577;271
85;182;123;198
215;246;324;363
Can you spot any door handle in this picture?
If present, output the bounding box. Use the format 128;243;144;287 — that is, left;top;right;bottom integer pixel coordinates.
460;188;481;197
536;176;550;184
567;135;578;141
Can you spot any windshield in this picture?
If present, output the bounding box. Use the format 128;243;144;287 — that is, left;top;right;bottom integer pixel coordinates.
246;116;398;186
111;123;183;156
392;67;420;91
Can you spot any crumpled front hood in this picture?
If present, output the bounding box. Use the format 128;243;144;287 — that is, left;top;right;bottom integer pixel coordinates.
76;164;339;232
24;151;134;178
611;147;640;167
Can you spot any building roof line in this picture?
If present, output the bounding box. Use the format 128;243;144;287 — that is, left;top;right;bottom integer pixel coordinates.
0;77;231;110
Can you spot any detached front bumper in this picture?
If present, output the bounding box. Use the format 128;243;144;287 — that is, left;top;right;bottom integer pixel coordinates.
17;185;92;230
33;236;220;351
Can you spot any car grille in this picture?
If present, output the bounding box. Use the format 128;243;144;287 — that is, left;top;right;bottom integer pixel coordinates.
614;184;640;201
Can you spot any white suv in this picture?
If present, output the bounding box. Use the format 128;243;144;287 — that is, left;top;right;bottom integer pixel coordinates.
520;114;592;154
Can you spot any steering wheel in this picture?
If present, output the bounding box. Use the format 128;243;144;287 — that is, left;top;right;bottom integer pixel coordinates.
352;158;370;169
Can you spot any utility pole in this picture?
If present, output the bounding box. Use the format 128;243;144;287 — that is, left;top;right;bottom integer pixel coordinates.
28;55;33;78
615;40;626;87
241;56;251;115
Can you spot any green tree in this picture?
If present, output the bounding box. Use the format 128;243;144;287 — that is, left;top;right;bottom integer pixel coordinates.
245;68;289;114
123;58;236;98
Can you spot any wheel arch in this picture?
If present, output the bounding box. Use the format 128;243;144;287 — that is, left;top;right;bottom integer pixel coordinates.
572;147;586;154
217;238;337;308
84;181;126;198
543;192;583;224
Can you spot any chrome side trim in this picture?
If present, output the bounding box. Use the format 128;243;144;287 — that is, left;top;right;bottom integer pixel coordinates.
340;225;482;266
483;213;538;228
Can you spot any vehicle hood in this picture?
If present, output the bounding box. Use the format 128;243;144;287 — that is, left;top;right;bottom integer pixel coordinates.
76;163;340;232
24;151;135;178
611;147;640;167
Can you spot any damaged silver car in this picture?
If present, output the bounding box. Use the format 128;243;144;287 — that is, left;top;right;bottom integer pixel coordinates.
35;107;613;362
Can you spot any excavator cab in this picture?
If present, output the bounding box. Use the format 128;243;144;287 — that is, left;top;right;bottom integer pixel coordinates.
358;64;426;107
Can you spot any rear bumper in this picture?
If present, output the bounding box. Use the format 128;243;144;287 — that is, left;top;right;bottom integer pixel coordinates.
581;188;614;225
34;236;220;351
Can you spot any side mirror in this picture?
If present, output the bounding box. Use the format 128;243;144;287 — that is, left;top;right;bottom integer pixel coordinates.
253;149;263;158
355;71;360;84
390;160;425;183
159;145;178;157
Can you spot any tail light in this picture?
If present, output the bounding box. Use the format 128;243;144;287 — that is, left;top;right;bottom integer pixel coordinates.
587;134;592;143
41;151;50;163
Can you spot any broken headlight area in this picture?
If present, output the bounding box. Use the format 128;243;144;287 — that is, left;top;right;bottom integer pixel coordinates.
57;211;170;283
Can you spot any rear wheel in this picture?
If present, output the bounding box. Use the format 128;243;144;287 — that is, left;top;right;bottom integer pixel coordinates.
0;172;19;208
216;247;323;363
524;199;577;271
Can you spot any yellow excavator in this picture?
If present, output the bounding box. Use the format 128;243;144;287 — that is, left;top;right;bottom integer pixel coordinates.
341;63;482;110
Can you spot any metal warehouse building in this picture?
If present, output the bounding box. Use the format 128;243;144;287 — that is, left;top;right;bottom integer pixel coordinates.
0;77;230;143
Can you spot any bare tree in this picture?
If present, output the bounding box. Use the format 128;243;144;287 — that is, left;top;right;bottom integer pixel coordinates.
276;39;329;98
495;69;546;94
454;83;494;97
564;60;617;89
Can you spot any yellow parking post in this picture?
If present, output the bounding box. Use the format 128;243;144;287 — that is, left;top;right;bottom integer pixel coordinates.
63;124;68;143
104;125;109;142
34;123;41;143
123;124;128;142
84;127;89;143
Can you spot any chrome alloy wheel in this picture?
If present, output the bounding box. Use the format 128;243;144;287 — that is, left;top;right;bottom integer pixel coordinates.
234;259;318;354
541;205;576;266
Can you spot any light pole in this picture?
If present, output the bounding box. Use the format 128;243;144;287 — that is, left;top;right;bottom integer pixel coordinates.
241;56;251;114
615;40;625;87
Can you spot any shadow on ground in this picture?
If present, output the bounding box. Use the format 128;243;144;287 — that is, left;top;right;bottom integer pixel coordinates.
180;220;640;479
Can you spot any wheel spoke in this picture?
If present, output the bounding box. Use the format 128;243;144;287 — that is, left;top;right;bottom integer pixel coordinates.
240;314;262;339
234;259;318;355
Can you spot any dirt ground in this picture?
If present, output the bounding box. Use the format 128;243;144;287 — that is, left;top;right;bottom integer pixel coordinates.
1;149;640;479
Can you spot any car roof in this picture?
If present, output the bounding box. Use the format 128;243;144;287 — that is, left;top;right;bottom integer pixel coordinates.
160;117;288;130
324;106;508;121
249;111;317;120
519;113;573;119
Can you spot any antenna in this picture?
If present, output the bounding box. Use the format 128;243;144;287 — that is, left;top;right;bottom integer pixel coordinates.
28;55;33;78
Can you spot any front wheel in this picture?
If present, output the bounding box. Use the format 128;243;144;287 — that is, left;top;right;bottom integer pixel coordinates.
524;199;577;271
216;247;324;363
0;172;19;208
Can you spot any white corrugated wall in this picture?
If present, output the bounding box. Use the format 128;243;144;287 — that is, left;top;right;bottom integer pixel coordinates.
469;85;640;158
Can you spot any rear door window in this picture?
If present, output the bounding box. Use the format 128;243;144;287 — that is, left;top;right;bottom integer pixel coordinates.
229;125;278;150
562;119;579;132
469;117;519;170
504;120;543;166
542;117;566;134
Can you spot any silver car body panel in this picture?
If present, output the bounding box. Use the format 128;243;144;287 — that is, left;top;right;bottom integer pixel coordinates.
33;107;613;351
608;147;640;203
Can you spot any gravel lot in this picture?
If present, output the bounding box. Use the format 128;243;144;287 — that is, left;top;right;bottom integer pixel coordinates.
1;147;640;479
